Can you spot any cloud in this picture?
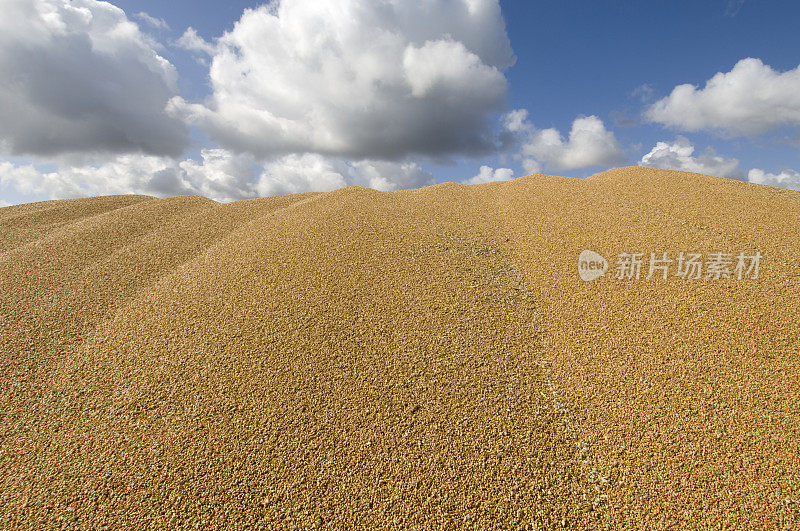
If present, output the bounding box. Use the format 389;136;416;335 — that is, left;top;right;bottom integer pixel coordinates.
464;165;514;185
167;0;514;161
0;151;437;202
0;0;188;158
0;151;256;202
747;168;800;190
348;160;434;191
506;111;625;171
521;158;542;174
256;154;348;197
179;150;258;201
256;155;435;196
609;110;640;128
646;58;800;136
639;136;742;178
502;109;530;134
135;11;170;31
176;27;215;55
631;83;655;102
0;156;171;200
725;0;746;16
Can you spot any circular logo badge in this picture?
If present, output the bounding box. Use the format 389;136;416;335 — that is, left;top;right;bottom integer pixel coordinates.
578;250;607;281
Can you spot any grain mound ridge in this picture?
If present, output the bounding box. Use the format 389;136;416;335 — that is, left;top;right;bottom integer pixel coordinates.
1;168;798;528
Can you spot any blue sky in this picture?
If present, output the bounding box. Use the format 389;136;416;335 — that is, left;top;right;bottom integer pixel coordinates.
1;0;800;205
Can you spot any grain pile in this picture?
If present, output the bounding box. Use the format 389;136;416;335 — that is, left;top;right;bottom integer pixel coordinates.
1;167;798;528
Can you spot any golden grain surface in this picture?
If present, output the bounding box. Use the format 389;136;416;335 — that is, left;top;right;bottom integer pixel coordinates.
1;167;798;528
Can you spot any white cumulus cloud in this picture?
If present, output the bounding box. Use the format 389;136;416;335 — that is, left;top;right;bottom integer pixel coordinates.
646;58;800;136
176;27;215;55
0;0;188;157
256;154;348;198
179;150;258;201
464;165;514;185
504;110;625;171
135;11;170;31
256;155;435;197
1;156;180;200
168;0;514;161
0;151;437;202
348;160;434;191
639;136;742;178
747;168;800;190
0;151;257;202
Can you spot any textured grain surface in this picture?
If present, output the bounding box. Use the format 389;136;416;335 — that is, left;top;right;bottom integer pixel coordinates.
1;167;798;528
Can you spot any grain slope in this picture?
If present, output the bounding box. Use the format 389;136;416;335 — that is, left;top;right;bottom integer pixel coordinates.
1;167;798;528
